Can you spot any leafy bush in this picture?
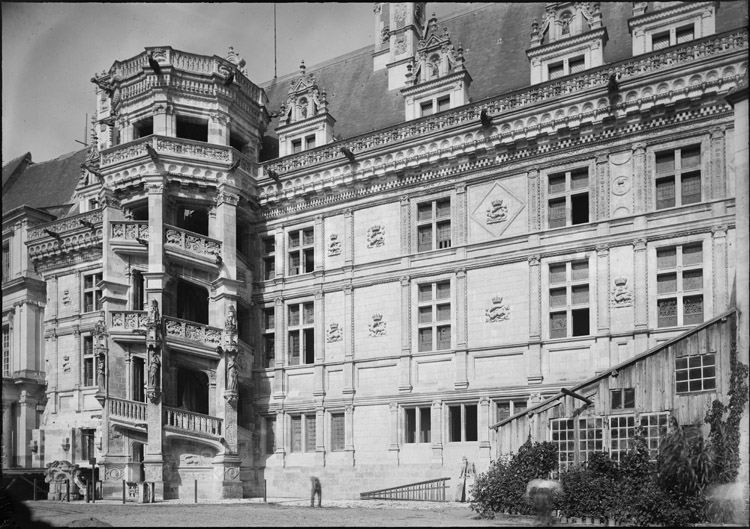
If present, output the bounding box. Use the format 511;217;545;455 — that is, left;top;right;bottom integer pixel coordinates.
470;437;557;519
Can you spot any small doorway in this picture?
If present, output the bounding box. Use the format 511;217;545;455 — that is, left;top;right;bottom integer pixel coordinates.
132;442;145;482
132;357;145;402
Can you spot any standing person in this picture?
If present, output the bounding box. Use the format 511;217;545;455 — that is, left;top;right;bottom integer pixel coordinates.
310;476;322;507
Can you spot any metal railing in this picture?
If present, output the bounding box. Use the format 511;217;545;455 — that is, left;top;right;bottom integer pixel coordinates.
360;477;451;502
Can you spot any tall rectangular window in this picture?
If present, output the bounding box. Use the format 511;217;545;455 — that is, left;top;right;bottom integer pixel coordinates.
437;96;450;113
417;198;451;252
496;399;527;422
262;236;275;280
569;55;585;74
305;414;317;452
651;30;670;50
655;145;701;209
609;415;635;463
263;307;275;368
448;403;478;442
417;281;451;352
331;413;345;451
549;260;589;339
83;272;103;313
657;243;703;328
2;326;10;378
611;388;635;410
83;336;96;387
548;61;564;80
265;417;276;454
405;406;432;444
288;228;314;276
675;24;695;44
291;415;302;452
675;353;716;393
2;243;9;282
305;135;316;150
288;302;314;365
81;429;96;461
578;417;604;464
292;139;302;153
639;412;669;460
420;101;433;117
548;168;589;228
550;418;576;471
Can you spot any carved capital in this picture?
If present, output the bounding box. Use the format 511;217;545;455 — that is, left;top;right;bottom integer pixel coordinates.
344;208;353;218
215;191;239;207
400;276;410;287
712;225;727;238
147;183;164;194
274;296;284;306
596;244;609;255
314;289;324;300
596;152;609;164
343;283;353;293
710;126;726;139
527;168;539;179
455;267;466;278
400;196;409;206
632;142;647;155
455;182;466;193
527;254;541;266
633;238;647;251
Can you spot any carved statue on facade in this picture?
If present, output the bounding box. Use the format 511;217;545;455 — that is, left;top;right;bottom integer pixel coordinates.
367;225;385;248
486;199;509;224
611;277;634;307
148;350;160;390
486;296;511;322
226;353;238;393
148;299;160;324
225;305;237;332
327;233;342;256
96;351;106;393
369;314;387;337
326;322;342;343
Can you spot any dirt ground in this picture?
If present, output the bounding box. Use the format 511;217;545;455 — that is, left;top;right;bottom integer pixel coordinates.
17;497;549;527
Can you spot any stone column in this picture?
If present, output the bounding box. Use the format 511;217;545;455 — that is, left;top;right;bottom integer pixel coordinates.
275;410;286;466
273;297;285;398
527;255;543;384
712;226;728;313
454;268;468;389
343;284;355;395
18;392;38;468
632;143;647;215
595;153;610;221
314;289;325;396
430;400;443;466
212;189;239;280
399;276;412;392
208;112;230;146
633;238;648;354
478;397;491;462
2;402;12;469
527;168;540;232
315;407;326;467
709;126;726;200
400;196;411;255
388;402;400;464
344;405;355;466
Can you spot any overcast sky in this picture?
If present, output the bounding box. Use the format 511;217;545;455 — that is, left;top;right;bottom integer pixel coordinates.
2;2;472;164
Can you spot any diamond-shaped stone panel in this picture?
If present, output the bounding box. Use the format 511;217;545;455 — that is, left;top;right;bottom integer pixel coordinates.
471;181;524;238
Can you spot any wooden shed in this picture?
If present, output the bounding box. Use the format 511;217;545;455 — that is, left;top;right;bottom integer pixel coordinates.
492;309;736;471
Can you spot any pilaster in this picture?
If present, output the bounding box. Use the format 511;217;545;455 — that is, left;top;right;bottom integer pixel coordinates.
343;284;355;395
400;196;411;255
388;402;400;464
633;238;649;354
527;168;540;232
527;255;543;384
454;183;467;247
454;268;468;389
710;126;726;199
399;276;412;392
343;405;355;466
632;143;647;215
273;296;285;398
430;400;443;466
595;153;610;221
712;226;728;313
314;289;325;396
478;397;491;462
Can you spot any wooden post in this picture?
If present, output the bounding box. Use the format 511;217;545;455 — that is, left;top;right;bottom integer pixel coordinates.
122;480;126;504
194;479;197;503
33;479;37;501
264;479;267;502
65;480;70;502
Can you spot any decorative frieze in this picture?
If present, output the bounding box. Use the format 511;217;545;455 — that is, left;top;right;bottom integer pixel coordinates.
111;221;149;241
164;317;222;346
27;209;103;241
164;225;222;259
485;296;511;323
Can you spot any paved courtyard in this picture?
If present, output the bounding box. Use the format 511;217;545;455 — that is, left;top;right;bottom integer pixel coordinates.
18;497;548;527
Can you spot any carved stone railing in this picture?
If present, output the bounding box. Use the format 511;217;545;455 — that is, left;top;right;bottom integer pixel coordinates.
111;47;265;106
164;407;222;437
109;397;147;424
101;136;236;167
111;221;149;241
27;209;103;241
110;310;149;332
163;316;222;347
262;27;748;178
164;224;222;260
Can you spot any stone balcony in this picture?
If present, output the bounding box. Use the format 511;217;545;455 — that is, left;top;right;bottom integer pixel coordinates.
108;311;222;354
164;224;222;269
98;135;257;195
108;396;223;441
26;209;104;265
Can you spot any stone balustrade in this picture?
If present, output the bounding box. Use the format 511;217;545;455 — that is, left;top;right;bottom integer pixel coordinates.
110;311;149;331
101;136;237;167
111;221;149;241
27;209;103;241
164;407;222;437
164;224;222;260
163;316;222;347
262;28;748;179
109;397;147;423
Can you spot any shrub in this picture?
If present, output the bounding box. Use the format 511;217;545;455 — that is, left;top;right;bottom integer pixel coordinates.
470;437;557;519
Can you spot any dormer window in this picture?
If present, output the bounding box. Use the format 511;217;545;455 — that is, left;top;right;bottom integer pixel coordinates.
628;2;715;56
548;62;564;80
421;101;433;117
292;139;302;154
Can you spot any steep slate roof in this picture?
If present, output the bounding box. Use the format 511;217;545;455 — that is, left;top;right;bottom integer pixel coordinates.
2;148;86;214
2;152;32;190
258;1;747;161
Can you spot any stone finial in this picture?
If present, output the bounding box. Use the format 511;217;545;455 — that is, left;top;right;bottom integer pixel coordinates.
300;60;306;77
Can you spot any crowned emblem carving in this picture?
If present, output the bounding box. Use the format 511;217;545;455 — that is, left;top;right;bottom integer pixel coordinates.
326;322;342;343
611;277;634;307
327;233;342;256
486;199;509;224
369;314;387;337
485;295;511;323
367;225;385;249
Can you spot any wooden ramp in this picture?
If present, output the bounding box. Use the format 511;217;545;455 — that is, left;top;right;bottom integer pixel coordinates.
360;477;451;502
